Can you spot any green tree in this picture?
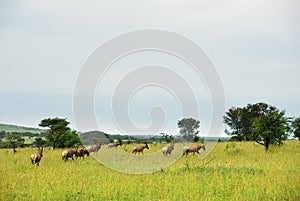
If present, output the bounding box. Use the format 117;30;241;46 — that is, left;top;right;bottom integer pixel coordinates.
5;133;24;153
33;137;47;147
224;107;244;141
39;118;81;149
291;117;300;140
252;109;290;150
224;102;280;142
56;130;82;148
243;102;277;140
160;133;174;143
177;118;200;142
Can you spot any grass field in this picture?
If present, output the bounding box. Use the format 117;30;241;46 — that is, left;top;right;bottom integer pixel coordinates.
0;141;299;201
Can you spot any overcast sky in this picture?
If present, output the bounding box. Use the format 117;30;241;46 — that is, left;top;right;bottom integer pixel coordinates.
0;0;299;137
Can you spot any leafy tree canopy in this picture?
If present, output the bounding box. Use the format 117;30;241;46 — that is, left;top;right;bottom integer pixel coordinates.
39;118;81;149
177;118;200;142
252;109;290;150
5;133;24;153
291;117;300;140
224;102;290;150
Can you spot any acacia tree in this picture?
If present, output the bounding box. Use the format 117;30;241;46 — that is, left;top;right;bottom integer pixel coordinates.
33;137;47;147
39;118;81;149
6;133;24;153
177;118;200;142
291;117;300;140
252;109;290;150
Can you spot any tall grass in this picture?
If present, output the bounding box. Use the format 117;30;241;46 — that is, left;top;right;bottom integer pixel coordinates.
0;141;299;201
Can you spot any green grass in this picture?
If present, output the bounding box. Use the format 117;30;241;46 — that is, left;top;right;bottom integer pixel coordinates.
0;141;299;201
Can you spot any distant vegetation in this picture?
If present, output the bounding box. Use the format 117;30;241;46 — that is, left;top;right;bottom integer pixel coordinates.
0;123;44;134
0;124;46;150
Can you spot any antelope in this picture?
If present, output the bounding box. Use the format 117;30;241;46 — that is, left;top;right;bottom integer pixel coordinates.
182;144;206;156
108;141;122;148
132;143;149;154
31;147;43;166
87;143;101;154
76;148;90;159
162;143;174;156
62;149;78;161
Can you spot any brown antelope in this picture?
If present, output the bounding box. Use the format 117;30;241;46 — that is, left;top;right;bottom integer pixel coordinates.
107;141;122;148
162;143;174;156
182;144;206;156
76;148;90;159
87;143;101;154
31;147;43;166
62;149;78;161
132;143;149;154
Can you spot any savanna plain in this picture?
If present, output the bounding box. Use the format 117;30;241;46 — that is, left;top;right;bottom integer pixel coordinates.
0;141;299;201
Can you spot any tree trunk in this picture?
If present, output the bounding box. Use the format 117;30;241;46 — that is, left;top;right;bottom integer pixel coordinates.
12;145;17;153
264;137;270;151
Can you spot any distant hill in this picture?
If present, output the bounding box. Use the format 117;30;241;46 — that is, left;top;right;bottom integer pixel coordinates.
0;123;44;134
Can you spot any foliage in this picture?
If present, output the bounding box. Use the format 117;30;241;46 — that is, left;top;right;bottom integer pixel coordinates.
160;132;174;143
5;133;25;152
291;117;300;140
252;109;290;150
224;102;290;150
39;118;81;149
224;107;244;141
224;102;277;141
33;137;47;147
177;118;200;142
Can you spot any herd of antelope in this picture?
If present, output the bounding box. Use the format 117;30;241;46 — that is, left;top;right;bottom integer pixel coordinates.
30;142;206;166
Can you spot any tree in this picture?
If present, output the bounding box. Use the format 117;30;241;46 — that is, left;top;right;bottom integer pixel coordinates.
160;133;174;143
56;130;82;148
243;102;277;140
291;117;300;140
39;118;81;149
252;109;290;150
33;137;47;147
5;133;25;153
224;102;280;142
224;107;244;141
177;118;200;142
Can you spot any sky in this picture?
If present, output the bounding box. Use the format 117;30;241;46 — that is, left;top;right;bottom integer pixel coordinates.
0;0;299;137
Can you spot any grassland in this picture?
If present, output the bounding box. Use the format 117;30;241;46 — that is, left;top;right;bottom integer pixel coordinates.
0;141;299;201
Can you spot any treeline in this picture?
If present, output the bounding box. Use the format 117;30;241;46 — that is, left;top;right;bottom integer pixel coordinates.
0;131;47;138
2;101;299;152
79;131;192;145
0;130;47;150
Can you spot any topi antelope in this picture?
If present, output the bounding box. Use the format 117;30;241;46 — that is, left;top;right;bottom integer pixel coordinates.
162;143;175;156
132;143;149;154
31;147;43;166
62;149;78;161
182;144;206;156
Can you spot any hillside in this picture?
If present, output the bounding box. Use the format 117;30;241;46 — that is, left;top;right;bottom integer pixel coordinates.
0;123;44;134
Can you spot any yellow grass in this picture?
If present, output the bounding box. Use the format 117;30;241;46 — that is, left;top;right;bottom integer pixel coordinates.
0;141;299;201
